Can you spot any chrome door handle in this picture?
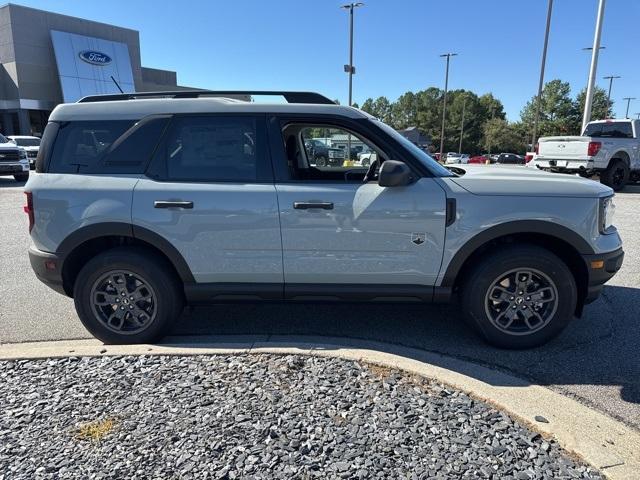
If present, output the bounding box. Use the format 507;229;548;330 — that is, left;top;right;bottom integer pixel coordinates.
154;201;194;209
293;201;334;210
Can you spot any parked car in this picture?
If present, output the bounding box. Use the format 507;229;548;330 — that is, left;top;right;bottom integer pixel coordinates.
530;119;640;191
496;153;526;165
304;139;346;167
25;89;623;349
445;153;470;164
468;155;488;164
0;133;29;181
8;135;40;169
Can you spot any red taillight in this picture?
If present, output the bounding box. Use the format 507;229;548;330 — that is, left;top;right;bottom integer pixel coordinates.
587;141;602;157
525;154;533;163
534;142;539;155
24;191;34;233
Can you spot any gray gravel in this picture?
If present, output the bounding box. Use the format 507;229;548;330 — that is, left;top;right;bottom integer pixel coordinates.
0;354;602;479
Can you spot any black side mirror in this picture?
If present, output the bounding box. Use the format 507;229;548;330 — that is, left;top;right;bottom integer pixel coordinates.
378;160;413;187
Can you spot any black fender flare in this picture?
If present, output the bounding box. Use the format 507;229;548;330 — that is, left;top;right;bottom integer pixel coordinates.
440;220;594;288
56;222;195;283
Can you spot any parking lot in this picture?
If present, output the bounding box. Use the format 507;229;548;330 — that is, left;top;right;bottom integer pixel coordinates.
1;176;638;431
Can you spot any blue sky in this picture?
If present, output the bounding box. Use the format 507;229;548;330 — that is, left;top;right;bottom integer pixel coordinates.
18;0;640;120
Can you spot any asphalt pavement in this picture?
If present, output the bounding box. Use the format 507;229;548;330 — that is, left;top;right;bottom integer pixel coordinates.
1;176;638;431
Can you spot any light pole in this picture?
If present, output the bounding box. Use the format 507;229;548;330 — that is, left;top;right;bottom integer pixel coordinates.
635;113;640;119
623;97;635;118
582;0;606;132
603;75;621;114
341;2;363;161
531;0;553;148
341;2;364;107
458;94;467;154
439;52;457;160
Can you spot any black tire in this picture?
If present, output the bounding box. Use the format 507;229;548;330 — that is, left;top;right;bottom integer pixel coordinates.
461;245;577;349
14;173;28;182
600;159;629;191
73;247;184;344
316;155;327;167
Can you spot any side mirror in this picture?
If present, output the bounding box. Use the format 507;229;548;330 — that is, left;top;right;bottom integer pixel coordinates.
378;160;413;187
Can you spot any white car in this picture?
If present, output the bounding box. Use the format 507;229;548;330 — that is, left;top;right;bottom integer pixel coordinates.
445;153;470;164
8;135;40;169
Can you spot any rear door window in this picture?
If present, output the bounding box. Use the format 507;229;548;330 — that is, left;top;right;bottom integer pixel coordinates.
146;115;270;182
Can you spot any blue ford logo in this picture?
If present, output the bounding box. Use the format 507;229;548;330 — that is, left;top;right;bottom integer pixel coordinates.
78;50;112;66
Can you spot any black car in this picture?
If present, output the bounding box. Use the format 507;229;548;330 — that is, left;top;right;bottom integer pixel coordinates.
304;139;346;167
496;153;525;165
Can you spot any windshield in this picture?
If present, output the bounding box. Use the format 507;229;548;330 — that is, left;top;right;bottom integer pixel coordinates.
373;119;455;177
13;137;40;147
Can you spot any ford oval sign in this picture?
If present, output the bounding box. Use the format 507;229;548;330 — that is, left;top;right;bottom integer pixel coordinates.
78;50;112;66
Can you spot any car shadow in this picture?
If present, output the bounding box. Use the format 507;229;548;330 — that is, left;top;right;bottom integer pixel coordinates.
621;184;640;194
168;285;640;412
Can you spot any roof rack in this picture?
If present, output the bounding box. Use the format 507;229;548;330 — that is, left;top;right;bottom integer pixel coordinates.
77;90;336;105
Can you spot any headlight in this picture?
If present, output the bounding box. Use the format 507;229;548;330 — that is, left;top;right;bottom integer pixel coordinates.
600;196;615;233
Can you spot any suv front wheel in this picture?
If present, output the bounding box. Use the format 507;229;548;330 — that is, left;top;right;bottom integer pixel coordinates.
461;245;577;349
73;247;184;344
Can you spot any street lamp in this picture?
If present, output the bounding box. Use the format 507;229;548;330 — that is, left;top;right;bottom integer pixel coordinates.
603;75;621;114
582;0;606;132
623;97;636;118
458;94;467;154
341;2;364;161
439;52;458;160
341;2;364;107
531;0;554;148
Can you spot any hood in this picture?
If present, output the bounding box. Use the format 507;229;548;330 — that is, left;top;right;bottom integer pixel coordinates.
448;164;612;197
0;141;20;150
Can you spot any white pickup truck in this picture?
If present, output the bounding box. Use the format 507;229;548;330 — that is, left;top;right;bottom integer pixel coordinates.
530;119;640;190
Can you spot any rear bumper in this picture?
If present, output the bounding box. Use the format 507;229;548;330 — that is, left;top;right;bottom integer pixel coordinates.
28;246;67;296
582;247;624;303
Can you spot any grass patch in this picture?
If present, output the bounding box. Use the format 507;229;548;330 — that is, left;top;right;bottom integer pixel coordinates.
75;418;117;442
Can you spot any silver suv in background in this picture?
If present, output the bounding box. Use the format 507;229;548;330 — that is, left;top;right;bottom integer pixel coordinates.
25;90;624;349
0;133;29;181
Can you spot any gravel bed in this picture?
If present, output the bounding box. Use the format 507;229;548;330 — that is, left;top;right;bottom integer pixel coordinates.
0;354;602;479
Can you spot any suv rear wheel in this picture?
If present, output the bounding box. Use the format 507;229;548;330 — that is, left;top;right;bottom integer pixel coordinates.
73;247;183;344
461;245;577;349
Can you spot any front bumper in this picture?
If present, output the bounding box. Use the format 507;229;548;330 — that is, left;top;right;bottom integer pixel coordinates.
0;162;29;174
582;247;624;303
28;246;67;296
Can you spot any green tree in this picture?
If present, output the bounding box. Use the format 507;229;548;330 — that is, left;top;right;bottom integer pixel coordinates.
483;118;527;154
574;86;611;129
520;79;576;137
360;96;392;123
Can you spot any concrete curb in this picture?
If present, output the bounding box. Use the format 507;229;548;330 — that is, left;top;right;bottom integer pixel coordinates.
1;335;638;480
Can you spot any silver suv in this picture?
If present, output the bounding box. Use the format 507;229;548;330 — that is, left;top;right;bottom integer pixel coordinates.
25;90;624;349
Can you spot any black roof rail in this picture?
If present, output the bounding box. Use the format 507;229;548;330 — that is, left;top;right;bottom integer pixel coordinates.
77;90;336;105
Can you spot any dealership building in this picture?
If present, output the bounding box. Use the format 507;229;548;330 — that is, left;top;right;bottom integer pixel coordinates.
0;3;189;136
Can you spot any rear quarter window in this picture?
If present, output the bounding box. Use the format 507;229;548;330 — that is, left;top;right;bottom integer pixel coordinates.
46;117;169;174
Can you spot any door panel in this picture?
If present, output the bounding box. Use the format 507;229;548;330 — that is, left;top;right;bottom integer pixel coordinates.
276;178;446;285
132;180;283;284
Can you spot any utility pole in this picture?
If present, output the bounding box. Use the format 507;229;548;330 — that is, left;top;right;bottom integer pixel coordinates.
623;97;635;118
582;0;607;132
603;75;621;114
439;52;457;160
458;94;467;154
531;0;553;148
